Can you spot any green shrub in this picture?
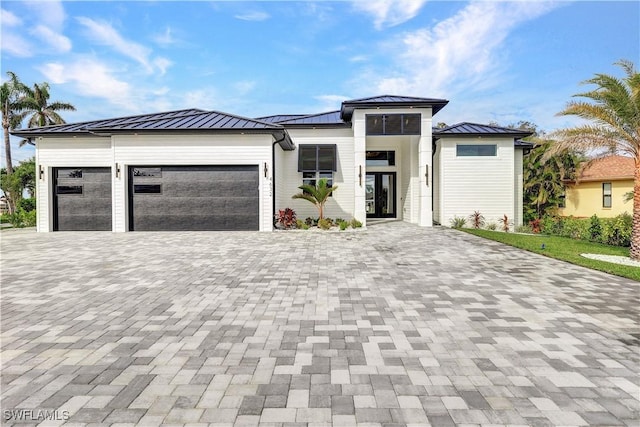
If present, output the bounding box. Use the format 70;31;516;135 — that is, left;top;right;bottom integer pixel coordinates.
305;217;318;227
18;198;36;212
516;224;533;234
350;218;363;228
485;222;497;231
318;218;332;230
589;214;602;242
4;208;36;228
450;216;467;229
339;220;349;231
602;213;632;247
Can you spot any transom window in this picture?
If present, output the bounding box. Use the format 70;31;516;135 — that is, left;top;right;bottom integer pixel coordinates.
456;144;497;157
366;114;421;136
603;182;612;208
366;151;396;166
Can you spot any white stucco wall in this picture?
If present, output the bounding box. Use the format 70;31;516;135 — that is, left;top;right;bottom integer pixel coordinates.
438;137;516;227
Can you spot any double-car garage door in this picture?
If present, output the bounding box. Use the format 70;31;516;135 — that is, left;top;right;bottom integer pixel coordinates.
128;165;259;231
53;165;259;231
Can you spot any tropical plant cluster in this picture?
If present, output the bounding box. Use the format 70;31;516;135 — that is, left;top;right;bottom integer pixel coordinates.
450;212;511;232
538;214;632;247
275;208;362;231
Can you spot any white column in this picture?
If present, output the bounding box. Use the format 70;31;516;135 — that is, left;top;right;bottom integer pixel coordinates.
353;110;367;225
418;111;433;226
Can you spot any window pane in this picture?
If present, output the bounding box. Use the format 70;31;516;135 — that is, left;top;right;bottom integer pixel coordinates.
403;114;421;134
366;151;395;166
318;146;336;171
366;115;384;135
299;146;317;171
603;183;612;207
57;185;83;194
133;167;161;177
385;115;402;134
134;184;162;194
456;144;497;156
57;168;82;179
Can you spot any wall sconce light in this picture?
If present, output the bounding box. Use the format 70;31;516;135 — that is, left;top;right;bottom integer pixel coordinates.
115;163;121;178
39;165;44;181
264;162;269;178
425;165;429;186
358;165;363;187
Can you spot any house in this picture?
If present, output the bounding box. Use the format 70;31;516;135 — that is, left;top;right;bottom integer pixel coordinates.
11;95;533;232
560;155;635;218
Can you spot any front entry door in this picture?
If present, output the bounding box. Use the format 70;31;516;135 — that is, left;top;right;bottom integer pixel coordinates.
366;172;396;218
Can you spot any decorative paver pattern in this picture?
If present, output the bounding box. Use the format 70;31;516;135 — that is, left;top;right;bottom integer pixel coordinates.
1;222;639;426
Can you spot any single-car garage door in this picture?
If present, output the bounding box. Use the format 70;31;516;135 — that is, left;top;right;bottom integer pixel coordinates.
53;167;112;231
128;165;259;231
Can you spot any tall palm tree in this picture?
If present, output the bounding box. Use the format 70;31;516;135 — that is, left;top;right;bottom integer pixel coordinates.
1;72;28;174
549;60;640;260
21;82;76;130
292;178;338;220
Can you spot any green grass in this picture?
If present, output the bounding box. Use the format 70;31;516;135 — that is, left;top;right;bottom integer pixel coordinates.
461;228;640;282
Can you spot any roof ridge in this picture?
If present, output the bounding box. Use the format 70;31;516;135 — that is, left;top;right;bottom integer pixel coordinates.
88;109;213;129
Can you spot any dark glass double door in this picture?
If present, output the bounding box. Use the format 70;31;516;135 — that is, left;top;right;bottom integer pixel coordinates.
366;172;396;218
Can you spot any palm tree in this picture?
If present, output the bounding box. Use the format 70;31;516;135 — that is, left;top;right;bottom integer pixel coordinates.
20;82;76;131
292;178;338;220
549;60;640;260
1;72;28;174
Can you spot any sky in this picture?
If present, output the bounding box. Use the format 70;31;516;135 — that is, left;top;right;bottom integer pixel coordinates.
1;0;639;165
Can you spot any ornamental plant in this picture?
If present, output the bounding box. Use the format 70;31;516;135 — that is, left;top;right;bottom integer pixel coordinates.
292;178;337;220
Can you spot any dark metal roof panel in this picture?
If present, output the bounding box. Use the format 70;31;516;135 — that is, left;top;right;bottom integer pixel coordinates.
256;114;307;123
344;95;448;104
340;95;449;120
276;111;346;126
433;122;533;137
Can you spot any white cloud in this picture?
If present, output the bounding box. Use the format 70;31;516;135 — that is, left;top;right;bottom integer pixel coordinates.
1;32;33;57
31;25;72;53
314;94;350;111
41;59;134;110
353;0;428;29
153;27;176;47
1;8;21;27
23;0;66;31
234;80;256;95
367;1;560;97
77;17;169;75
234;11;270;22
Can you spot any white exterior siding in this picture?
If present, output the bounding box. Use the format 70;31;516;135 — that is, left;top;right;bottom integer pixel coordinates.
514;149;524;227
433;143;441;224
36;137;113;232
439;137;516;227
278;128;355;221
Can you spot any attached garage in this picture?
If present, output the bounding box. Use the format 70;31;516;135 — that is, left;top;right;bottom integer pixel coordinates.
53;167;112;231
128;165;259;231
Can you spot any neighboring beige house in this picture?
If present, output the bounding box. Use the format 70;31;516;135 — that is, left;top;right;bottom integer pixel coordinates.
11;95;533;232
560;155;635;218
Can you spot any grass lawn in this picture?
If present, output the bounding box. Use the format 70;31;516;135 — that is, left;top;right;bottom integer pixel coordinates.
461;229;640;282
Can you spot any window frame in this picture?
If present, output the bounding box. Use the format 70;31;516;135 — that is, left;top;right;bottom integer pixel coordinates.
366;151;396;167
365;114;421;136
298;144;337;173
456;144;498;157
602;182;612;208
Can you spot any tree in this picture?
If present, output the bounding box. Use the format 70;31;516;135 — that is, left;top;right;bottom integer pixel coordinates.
0;157;35;214
523;139;582;221
549;60;640;260
1;72;28;174
291;178;338;220
20;82;75;137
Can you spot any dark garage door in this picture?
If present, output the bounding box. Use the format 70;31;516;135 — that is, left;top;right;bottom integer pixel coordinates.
54;167;112;231
128;165;259;231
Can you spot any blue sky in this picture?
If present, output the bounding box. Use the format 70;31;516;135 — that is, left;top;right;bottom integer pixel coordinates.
1;0;639;164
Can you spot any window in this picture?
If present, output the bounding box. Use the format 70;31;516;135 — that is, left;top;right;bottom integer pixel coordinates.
56;185;83;195
298;145;337;172
366;151;396;166
365;114;421;135
456;144;497;157
134;184;162;194
57;168;82;179
559;191;566;208
303;171;333;189
133;167;162;177
603;182;612;208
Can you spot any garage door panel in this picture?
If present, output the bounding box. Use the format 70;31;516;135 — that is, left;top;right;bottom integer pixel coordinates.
129;165;259;231
54;167;112;231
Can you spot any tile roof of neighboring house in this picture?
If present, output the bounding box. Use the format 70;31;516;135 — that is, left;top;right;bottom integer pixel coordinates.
433;122;533;138
574;155;636;182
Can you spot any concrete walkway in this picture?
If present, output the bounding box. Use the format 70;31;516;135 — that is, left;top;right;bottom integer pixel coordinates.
1;222;638;426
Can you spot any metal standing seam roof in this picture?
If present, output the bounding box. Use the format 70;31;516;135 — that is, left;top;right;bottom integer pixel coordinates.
256;114;307;124
272;111;347;126
11;109;285;136
340;95;450;120
433;122;533;137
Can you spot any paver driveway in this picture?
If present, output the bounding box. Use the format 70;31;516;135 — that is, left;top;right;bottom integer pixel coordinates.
1;222;639;427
